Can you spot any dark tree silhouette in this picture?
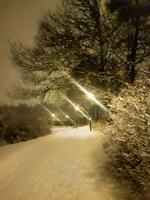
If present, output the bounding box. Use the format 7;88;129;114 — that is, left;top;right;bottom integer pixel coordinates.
106;0;150;83
11;0;150;99
11;0;110;98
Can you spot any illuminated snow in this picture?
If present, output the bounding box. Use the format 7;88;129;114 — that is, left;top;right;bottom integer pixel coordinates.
0;126;116;200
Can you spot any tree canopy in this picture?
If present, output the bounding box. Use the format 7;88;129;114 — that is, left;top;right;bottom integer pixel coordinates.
11;0;150;100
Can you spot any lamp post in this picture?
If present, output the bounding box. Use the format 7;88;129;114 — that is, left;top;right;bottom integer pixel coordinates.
85;93;95;132
74;105;80;129
89;117;92;132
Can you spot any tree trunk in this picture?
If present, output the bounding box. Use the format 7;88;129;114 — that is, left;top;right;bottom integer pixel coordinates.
128;0;140;83
129;20;139;83
96;0;105;73
89;0;105;73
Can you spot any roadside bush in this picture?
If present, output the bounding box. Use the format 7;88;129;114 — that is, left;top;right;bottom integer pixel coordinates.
0;104;51;145
102;73;150;199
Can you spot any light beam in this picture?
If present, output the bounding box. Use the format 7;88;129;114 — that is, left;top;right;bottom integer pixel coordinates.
40;104;65;126
58;109;76;125
71;78;107;111
62;96;89;119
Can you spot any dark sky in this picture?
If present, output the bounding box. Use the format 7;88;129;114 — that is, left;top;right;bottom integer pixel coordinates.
0;0;59;104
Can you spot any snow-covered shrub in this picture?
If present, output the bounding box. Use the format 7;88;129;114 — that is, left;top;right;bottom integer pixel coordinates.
0;104;51;145
103;73;150;198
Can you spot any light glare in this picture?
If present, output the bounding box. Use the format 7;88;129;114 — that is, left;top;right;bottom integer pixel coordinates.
63;96;89;119
58;109;76;125
51;113;56;118
71;78;107;111
40;104;64;125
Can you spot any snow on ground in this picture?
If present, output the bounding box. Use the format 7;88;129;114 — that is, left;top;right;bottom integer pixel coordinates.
53;126;101;138
0;126;119;200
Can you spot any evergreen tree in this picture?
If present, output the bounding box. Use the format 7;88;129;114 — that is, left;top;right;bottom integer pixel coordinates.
11;0;150;100
106;0;150;83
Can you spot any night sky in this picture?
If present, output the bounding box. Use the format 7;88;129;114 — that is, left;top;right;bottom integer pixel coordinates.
0;0;59;103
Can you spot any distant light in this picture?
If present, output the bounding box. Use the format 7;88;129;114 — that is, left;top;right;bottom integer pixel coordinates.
51;113;56;118
58;109;76;125
62;96;89;119
75;105;80;111
40;104;64;126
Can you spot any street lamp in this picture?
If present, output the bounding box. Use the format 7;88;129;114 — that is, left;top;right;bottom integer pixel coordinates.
65;115;69;119
63;96;89;119
86;92;95;101
71;78;107;111
75;105;80;111
40;104;64;126
51;113;56;118
88;117;92;132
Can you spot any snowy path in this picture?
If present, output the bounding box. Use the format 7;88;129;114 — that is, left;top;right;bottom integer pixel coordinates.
0;126;116;200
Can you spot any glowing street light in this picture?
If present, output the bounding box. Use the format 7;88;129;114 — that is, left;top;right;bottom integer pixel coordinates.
65;115;69;119
52;114;65;126
62;96;90;129
86;92;95;100
65;114;76;126
51;113;56;118
58;109;75;126
63;96;89;119
74;105;80;111
40;104;64;126
70;78;107;111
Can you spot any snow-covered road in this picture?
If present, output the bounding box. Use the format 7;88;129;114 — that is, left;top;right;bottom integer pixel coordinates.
0;126;116;200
